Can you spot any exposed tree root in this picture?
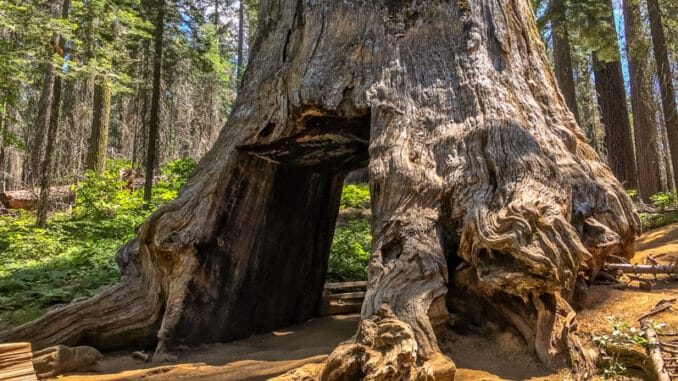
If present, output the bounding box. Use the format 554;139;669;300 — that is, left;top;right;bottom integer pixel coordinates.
0;240;163;351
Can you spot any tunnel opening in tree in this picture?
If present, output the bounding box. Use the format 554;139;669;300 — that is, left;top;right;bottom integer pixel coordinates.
0;1;641;379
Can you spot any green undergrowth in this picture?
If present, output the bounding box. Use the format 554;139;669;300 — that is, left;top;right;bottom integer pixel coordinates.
638;210;678;231
0;173;372;328
327;185;372;282
0;158;196;329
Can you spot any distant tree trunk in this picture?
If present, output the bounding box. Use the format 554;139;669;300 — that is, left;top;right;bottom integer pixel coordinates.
85;80;112;175
36;0;70;228
623;0;663;201
550;0;580;124
647;0;678;192
235;0;244;81
28;65;56;185
144;0;165;202
3;1;639;379
659;106;676;191
592;0;638;190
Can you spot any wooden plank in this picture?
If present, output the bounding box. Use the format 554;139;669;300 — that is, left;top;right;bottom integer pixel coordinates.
0;343;37;381
318;300;363;316
324;281;367;290
328;292;366;300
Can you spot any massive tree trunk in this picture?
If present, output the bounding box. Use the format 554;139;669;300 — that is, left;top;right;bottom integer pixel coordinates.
0;0;639;378
592;0;638;191
647;0;678;192
623;0;664;201
550;0;580;124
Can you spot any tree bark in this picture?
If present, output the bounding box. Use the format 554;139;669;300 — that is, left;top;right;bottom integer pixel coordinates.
144;0;164;202
647;0;678;192
85;79;112;175
235;0;245;82
1;0;640;378
592;58;639;190
550;0;580;124
660;117;675;191
623;0;664;201
592;0;638;191
27;64;56;186
36;0;69;228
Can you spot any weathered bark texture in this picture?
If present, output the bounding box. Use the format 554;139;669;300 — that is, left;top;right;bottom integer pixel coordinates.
550;0;580;124
0;0;640;378
647;0;678;192
623;0;663;201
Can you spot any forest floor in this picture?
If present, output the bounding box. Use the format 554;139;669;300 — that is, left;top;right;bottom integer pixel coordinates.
52;223;678;381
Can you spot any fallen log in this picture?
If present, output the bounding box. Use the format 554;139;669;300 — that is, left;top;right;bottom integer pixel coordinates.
0;343;37;381
606;263;678;275
641;319;672;381
0;186;73;211
600;342;653;379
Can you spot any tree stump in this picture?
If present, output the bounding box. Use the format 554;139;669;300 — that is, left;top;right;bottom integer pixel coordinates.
0;0;639;378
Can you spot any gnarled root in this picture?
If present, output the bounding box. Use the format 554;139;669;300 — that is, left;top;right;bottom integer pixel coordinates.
0;240;163;351
322;307;454;381
277;307;455;381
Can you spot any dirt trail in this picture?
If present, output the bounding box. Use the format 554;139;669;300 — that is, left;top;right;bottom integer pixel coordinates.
55;224;678;380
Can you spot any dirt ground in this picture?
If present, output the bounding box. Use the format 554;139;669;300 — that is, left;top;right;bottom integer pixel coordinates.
54;224;678;381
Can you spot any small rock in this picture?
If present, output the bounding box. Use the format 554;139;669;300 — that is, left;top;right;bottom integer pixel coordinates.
33;345;102;378
131;351;149;362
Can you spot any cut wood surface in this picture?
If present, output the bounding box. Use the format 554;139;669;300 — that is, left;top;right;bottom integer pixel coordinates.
0;343;37;381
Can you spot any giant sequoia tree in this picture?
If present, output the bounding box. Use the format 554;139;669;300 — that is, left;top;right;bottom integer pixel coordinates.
0;0;639;379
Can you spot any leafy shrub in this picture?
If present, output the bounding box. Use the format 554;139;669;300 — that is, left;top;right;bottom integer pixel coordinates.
327;184;372;281
639;211;678;231
339;184;370;210
161;158;197;189
650;191;678;210
327;219;371;282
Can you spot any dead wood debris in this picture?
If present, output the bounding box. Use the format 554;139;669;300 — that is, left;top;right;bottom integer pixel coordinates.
641;319;672;381
606;263;678;275
637;299;676;322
